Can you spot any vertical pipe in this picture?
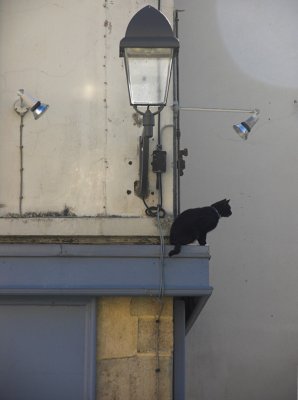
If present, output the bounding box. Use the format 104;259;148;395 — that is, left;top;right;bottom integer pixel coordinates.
173;10;181;217
14;92;28;216
19;115;24;215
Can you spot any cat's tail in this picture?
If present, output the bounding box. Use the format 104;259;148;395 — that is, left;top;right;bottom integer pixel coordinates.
168;244;181;257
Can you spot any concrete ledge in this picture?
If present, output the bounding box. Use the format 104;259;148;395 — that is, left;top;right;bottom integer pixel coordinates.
0;217;165;236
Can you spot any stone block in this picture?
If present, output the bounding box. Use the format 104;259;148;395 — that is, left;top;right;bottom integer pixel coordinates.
96;296;174;399
97;297;138;360
97;355;172;400
137;317;173;354
130;297;173;317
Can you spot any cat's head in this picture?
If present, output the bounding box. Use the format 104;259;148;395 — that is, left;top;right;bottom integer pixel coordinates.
211;199;232;217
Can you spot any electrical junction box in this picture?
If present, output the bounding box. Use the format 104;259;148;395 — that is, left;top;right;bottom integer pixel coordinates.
152;150;167;173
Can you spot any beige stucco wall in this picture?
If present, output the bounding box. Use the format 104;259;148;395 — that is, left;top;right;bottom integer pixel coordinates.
0;0;175;236
96;297;173;400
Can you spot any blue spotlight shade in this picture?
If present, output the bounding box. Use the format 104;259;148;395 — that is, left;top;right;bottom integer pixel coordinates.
31;101;49;120
233;113;259;140
233;122;250;140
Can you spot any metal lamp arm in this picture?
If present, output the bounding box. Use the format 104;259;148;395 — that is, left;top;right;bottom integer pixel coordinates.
172;101;259;115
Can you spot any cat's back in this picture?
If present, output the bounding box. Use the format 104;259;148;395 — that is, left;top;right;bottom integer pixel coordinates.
170;207;204;234
172;207;211;225
170;206;218;235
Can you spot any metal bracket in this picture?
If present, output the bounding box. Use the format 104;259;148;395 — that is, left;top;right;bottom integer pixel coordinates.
14;99;29;117
134;106;164;199
177;148;188;176
135;133;150;198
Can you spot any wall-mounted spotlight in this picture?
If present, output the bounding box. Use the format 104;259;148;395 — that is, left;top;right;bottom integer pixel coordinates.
174;104;260;141
233;111;259;140
120;6;179;199
14;89;49;120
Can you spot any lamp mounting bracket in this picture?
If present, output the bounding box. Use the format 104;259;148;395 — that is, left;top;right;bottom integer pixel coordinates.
14;100;30;117
133;105;164;116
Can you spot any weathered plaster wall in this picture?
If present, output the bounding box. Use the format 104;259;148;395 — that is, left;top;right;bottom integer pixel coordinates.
0;0;174;236
96;297;173;400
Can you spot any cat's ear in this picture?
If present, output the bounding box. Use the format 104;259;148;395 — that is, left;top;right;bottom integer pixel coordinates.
226;199;230;203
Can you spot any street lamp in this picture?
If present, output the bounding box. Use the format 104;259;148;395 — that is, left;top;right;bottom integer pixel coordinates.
120;5;179;198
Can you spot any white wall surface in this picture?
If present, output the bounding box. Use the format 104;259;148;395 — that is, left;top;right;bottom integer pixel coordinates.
0;0;174;235
174;0;298;399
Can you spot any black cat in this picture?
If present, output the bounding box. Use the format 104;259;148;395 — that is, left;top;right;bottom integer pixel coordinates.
168;199;232;257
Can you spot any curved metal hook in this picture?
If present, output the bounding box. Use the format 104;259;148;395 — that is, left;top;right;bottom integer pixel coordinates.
133;105;164;116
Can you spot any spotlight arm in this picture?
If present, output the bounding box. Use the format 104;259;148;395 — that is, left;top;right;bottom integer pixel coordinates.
172;102;259;115
172;102;260;141
14;90;30;118
179;107;259;114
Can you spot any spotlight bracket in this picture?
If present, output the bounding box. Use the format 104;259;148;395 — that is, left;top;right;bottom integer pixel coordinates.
14;100;30;117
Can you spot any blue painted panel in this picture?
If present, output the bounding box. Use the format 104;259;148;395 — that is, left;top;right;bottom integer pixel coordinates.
0;244;212;297
0;297;96;400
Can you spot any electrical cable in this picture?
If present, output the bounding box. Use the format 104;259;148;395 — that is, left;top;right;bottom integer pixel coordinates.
153;110;166;400
19;114;24;215
156;207;165;298
14;99;29;216
148;5;166;399
142;196;166;218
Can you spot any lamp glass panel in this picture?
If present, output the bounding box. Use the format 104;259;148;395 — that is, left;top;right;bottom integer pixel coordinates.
124;48;173;106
